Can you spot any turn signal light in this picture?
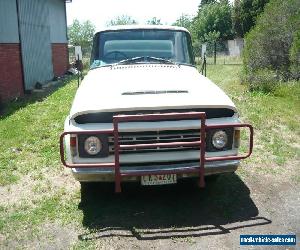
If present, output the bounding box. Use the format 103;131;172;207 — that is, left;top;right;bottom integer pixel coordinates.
70;135;77;156
234;129;240;148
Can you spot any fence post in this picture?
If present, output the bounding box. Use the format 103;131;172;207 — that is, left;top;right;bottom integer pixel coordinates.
214;41;217;65
204;54;206;77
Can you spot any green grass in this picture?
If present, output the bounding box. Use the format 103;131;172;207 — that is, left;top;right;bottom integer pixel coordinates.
0;77;77;185
0;192;83;248
206;65;300;169
0;64;299;248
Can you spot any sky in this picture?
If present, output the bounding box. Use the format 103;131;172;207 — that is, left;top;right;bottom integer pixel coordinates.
66;0;201;30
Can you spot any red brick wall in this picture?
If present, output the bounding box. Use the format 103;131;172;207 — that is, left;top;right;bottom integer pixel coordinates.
0;44;24;102
52;43;68;77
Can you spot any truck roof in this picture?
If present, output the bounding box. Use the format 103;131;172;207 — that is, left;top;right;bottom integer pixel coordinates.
96;25;190;34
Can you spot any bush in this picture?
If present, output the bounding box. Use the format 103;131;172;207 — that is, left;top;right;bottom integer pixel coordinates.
243;68;278;92
242;0;300;91
290;30;300;79
82;57;90;70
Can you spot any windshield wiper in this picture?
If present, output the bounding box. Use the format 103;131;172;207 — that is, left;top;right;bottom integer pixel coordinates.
114;56;178;66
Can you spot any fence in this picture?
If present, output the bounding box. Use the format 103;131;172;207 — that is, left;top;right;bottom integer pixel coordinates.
194;39;244;65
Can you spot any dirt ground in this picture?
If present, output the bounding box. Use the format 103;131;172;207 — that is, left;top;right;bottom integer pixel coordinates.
1;161;299;249
74;162;300;249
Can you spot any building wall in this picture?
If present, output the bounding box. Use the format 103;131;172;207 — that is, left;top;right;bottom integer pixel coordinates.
228;38;244;57
0;0;68;101
49;0;69;76
0;0;23;102
17;0;54;90
0;0;19;43
0;44;24;102
49;0;68;43
52;43;68;76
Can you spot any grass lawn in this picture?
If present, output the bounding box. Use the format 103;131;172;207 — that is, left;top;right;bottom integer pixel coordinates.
0;65;299;248
208;65;300;166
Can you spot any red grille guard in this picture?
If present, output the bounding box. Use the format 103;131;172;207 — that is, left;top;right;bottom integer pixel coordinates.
60;112;253;192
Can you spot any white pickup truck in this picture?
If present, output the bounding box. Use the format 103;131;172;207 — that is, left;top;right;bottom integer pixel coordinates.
60;25;253;192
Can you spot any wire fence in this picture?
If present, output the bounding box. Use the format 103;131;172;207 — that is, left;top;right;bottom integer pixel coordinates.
196;55;242;66
194;39;244;65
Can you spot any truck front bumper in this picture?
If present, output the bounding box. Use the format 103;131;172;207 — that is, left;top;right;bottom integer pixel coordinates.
72;160;239;182
60;112;253;192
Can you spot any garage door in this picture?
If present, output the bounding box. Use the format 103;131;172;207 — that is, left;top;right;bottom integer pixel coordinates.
17;0;53;90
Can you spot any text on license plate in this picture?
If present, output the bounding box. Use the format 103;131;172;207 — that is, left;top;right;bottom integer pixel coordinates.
141;174;177;186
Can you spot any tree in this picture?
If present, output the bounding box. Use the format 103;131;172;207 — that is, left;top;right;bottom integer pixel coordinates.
233;0;269;37
199;0;216;7
68;19;95;55
172;14;193;31
243;0;300;91
106;15;137;26
146;17;162;25
205;31;220;64
193;1;233;42
232;0;243;37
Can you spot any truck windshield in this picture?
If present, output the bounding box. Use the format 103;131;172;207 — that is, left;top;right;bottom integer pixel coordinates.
90;29;195;68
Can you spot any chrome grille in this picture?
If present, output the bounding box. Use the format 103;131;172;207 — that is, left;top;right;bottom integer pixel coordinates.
109;130;200;154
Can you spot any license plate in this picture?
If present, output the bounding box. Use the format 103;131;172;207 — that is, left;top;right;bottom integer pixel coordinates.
141;174;177;186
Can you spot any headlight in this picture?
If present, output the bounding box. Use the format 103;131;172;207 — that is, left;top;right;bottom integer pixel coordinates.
212;130;228;149
84;136;102;155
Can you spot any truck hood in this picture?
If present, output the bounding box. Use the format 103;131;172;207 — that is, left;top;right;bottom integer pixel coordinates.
70;64;237;119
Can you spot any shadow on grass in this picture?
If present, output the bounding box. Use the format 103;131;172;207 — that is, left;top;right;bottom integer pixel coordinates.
0;76;75;119
78;173;271;241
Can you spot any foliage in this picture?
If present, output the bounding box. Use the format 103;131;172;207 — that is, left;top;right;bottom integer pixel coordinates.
231;0;243;37
244;68;279;92
193;1;233;42
289;28;300;78
192;40;202;57
106;15;137;26
232;0;269;37
68;19;95;56
199;0;217;7
290;30;300;64
242;0;300;91
172;14;193;31
204;30;220;43
146;17;162;25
